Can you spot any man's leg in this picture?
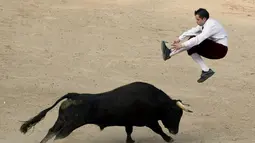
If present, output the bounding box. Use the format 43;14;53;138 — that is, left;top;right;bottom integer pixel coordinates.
190;53;215;83
160;38;220;83
187;39;227;83
161;38;201;58
161;40;190;60
161;36;198;60
190;53;209;71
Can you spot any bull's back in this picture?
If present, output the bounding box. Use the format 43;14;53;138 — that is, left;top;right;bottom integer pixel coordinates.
102;82;170;102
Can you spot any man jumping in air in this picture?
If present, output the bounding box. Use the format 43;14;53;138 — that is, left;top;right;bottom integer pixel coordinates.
161;8;228;83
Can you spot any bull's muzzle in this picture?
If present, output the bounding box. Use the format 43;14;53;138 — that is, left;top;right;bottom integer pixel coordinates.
169;129;178;135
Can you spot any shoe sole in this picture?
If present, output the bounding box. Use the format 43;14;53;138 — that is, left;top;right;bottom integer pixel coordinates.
161;41;169;61
197;72;215;83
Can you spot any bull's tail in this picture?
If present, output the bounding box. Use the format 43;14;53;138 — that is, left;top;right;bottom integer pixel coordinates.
20;93;79;134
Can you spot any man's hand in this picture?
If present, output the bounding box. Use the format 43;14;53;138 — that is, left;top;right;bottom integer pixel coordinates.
171;43;184;50
173;39;180;44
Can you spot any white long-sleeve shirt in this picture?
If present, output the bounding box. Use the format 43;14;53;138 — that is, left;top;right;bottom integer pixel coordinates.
179;18;228;48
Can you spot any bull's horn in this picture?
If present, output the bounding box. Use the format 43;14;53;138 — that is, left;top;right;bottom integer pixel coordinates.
176;101;193;113
181;102;190;106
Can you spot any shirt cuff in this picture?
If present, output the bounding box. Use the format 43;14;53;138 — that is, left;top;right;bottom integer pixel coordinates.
181;42;188;48
179;35;185;41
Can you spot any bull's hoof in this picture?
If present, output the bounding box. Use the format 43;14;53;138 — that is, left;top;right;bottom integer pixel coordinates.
126;138;135;143
163;136;174;143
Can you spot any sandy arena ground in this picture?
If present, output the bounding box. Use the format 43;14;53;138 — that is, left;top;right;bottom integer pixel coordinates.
1;0;255;143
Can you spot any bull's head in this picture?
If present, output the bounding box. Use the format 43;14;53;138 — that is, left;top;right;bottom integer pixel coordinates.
161;100;193;135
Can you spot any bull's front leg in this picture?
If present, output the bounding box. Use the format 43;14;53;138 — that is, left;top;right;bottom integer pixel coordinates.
146;122;174;143
125;126;135;143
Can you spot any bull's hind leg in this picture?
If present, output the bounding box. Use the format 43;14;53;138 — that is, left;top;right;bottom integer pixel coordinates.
40;118;64;143
147;122;174;143
125;126;135;143
40;131;55;143
54;122;85;140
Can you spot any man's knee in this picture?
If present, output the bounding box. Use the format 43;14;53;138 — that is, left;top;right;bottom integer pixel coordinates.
187;50;194;56
187;45;198;56
186;36;198;56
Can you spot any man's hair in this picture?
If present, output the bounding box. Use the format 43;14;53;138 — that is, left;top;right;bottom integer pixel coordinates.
194;8;209;19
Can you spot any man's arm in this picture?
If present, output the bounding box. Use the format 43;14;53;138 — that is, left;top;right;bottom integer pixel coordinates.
182;23;218;48
178;25;202;41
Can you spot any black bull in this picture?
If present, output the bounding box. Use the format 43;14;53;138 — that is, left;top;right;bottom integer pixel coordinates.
20;81;193;143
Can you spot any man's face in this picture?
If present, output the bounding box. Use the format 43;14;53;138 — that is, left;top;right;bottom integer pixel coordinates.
195;14;206;26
